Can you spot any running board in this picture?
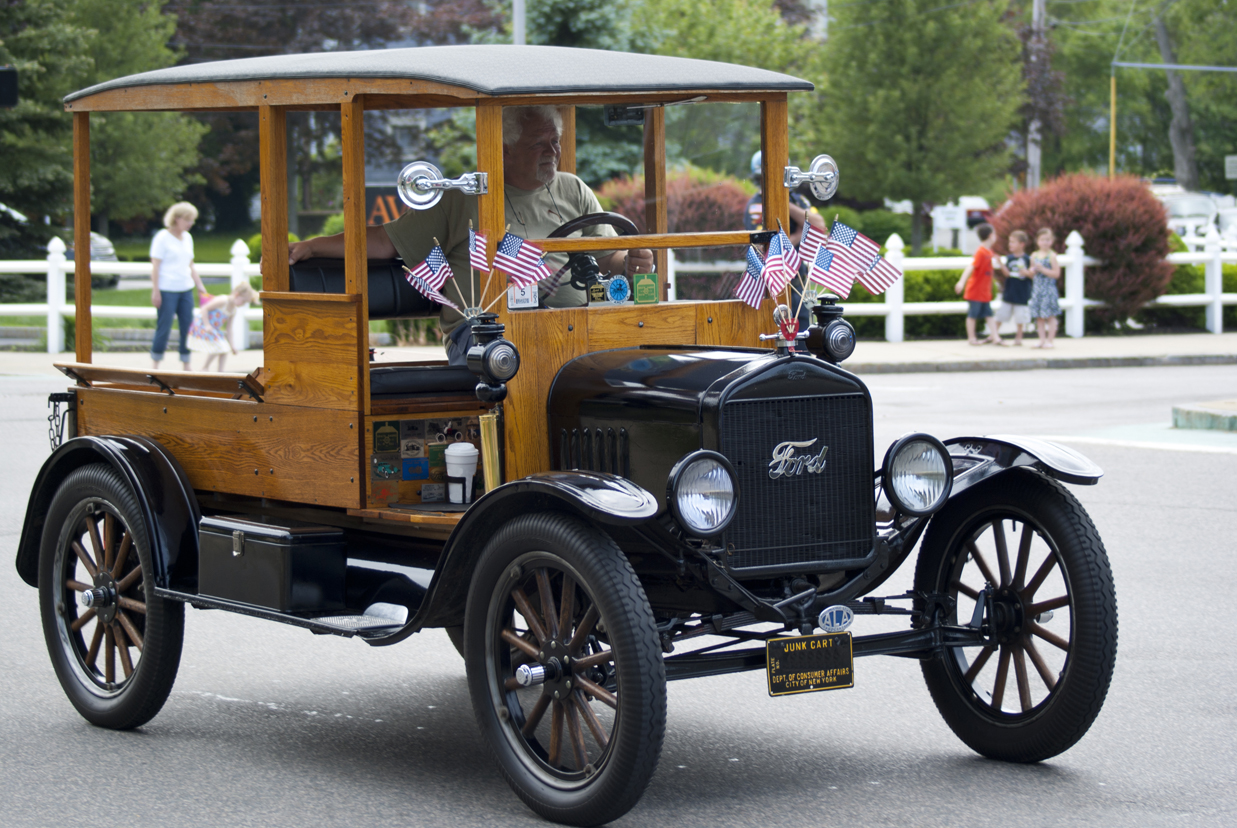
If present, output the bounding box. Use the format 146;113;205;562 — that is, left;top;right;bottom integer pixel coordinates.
155;588;405;638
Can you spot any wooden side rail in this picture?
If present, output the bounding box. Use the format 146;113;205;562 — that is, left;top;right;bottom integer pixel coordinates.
57;362;265;401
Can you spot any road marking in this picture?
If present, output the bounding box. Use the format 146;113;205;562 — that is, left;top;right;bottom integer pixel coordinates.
1037;434;1237;455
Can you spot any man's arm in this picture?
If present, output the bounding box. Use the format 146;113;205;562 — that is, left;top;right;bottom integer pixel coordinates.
288;224;396;264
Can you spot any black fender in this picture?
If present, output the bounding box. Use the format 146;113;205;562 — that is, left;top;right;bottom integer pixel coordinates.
370;471;658;642
14;436;201;590
944;434;1102;496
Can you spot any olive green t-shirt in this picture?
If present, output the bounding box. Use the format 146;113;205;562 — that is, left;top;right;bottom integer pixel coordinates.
383;173;616;334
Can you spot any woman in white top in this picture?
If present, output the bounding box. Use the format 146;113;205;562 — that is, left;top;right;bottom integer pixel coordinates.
150;202;207;370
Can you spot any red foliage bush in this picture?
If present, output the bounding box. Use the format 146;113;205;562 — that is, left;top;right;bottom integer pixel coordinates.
993;173;1173;323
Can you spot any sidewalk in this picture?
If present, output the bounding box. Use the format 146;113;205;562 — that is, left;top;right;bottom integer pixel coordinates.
1;332;1234;379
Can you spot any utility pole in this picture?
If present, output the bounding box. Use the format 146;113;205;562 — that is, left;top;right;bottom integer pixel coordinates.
1026;0;1046;189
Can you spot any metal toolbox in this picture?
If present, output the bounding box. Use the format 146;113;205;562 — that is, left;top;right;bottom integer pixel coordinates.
198;516;346;612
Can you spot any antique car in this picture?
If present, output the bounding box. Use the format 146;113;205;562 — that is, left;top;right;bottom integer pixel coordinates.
15;46;1116;826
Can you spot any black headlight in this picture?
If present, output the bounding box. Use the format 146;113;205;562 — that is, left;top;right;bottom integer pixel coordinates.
666;450;739;537
881;433;953;516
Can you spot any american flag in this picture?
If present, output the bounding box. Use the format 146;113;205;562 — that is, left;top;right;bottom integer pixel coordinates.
857;253;902;295
494;232;551;289
799;224;827;269
407;243;453;290
402;265;460;312
825;220;880;281
762;230;794;294
778;228;801;275
806;244;852;298
468;227;490;272
734;246;767;309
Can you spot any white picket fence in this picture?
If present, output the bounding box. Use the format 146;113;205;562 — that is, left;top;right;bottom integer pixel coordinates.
3;230;1235;353
668;227;1237;343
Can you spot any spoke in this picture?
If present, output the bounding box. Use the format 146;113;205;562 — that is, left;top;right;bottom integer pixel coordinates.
1027;595;1070;616
103;513;116;572
535;569;559;642
1013;644;1032;712
521;690;552;738
1023;553;1058;600
1030;622;1069;652
72;540;99;579
511;586;548;646
114;624;134;679
993;520;1012;586
990;646;1011;710
951;579;981;601
71;608;97;632
104;625;115;684
558;574;576;645
1013;521;1034;589
116;609;144;652
84;622;104;666
1023;637;1058;691
568;605;599;652
565;700;589;769
574;674;617;709
66;579;92;593
116;566;142;593
118;596;146;615
86;516;107;575
963;645;996;685
501;628;540;660
573;689;609;750
572;649;614;672
548;700;564;767
111;532;133;579
967;539;999;587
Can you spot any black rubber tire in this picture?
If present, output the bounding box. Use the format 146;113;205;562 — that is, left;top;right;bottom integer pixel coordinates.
445;625;465;658
39;464;184;730
464;512;666;826
915;468;1117;762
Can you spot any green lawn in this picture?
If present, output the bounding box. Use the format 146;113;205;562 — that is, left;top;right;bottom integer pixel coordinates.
0;286;259;329
112;231;255;264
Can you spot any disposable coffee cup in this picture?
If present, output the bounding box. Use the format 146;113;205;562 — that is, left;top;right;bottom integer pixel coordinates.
445;442;479;504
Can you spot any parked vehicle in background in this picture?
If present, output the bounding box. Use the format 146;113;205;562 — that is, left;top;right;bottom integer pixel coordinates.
0;202;119;287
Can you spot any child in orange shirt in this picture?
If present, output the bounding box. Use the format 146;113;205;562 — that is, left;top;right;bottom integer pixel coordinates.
954;223;1002;346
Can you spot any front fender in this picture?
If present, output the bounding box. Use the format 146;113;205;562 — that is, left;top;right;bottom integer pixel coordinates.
370;471;658;641
14;436;201;590
945;434;1103;494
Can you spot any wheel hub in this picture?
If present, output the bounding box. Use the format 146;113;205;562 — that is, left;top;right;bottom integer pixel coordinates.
989;586;1024;645
539;639;575;699
85;570;119;624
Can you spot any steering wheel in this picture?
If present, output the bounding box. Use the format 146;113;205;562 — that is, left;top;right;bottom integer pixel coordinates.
545;212;640;296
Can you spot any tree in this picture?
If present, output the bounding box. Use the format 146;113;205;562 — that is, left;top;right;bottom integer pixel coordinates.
821;0;1024;252
0;0;93;224
70;0;207;235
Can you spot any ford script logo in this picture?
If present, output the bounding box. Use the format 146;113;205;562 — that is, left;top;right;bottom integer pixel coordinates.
768;439;829;479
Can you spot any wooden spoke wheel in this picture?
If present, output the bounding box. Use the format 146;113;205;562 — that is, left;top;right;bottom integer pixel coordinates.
915;469;1117;762
39;464;183;730
465;513;665;827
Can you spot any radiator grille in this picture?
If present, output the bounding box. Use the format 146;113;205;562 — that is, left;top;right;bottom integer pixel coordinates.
719;394;874;572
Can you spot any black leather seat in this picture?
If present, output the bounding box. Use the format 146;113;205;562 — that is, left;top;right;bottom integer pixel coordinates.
370;364;477;399
288;258;440;319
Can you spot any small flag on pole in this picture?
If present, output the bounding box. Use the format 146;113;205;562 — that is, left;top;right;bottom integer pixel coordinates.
735;246;767;309
407;243;453;290
806;244;852;298
778;228;801;275
468;227;490;272
799;224;827;270
761;231;794;294
402;265;460;312
494;232;552;288
856;253;902;295
825;220;881;281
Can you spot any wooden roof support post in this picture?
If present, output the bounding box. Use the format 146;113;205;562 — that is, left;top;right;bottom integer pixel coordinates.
258;105;289;292
759;97;790;247
558;105;576;174
341;94;370;415
643;106;668;299
476;103;506;314
73;112;92;363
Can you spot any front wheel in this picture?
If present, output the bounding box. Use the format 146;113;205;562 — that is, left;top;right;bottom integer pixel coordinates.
39;464;184;729
464;513;665;826
915;469;1117;762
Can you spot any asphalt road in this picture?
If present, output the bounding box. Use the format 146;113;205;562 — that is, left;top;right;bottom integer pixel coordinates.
2;365;1235;827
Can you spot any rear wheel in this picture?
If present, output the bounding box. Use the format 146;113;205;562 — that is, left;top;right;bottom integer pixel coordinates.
915;469;1117;762
39;464;184;729
465;513;665;826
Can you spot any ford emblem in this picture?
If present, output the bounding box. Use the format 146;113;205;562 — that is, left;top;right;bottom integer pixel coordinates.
818;604;854;633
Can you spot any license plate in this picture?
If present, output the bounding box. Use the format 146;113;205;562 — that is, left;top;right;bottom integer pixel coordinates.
766;632;854;696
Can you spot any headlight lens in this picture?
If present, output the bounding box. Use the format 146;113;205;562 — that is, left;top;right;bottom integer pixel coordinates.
883;434;953;516
667;451;738;537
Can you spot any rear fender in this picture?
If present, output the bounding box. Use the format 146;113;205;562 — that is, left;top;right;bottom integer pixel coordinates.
945;435;1103;496
14;436;201;590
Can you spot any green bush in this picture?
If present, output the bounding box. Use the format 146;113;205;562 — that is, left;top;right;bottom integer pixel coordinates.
321;213;345;237
855;209;913;246
246;231;300;256
0;274;46;303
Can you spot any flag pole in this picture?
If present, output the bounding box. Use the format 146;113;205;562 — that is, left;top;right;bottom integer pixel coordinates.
479;223;510;310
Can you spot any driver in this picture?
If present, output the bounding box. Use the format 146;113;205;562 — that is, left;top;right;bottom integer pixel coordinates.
288;105;654;363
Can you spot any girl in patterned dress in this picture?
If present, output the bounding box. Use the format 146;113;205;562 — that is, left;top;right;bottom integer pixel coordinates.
188;283;259;370
1028;227;1062;349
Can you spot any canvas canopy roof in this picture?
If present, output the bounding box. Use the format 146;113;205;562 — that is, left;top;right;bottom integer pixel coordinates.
65;45;814;111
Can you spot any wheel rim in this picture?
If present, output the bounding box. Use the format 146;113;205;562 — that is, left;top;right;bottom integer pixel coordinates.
53;498;148;697
940;511;1074;719
484;552;618;789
